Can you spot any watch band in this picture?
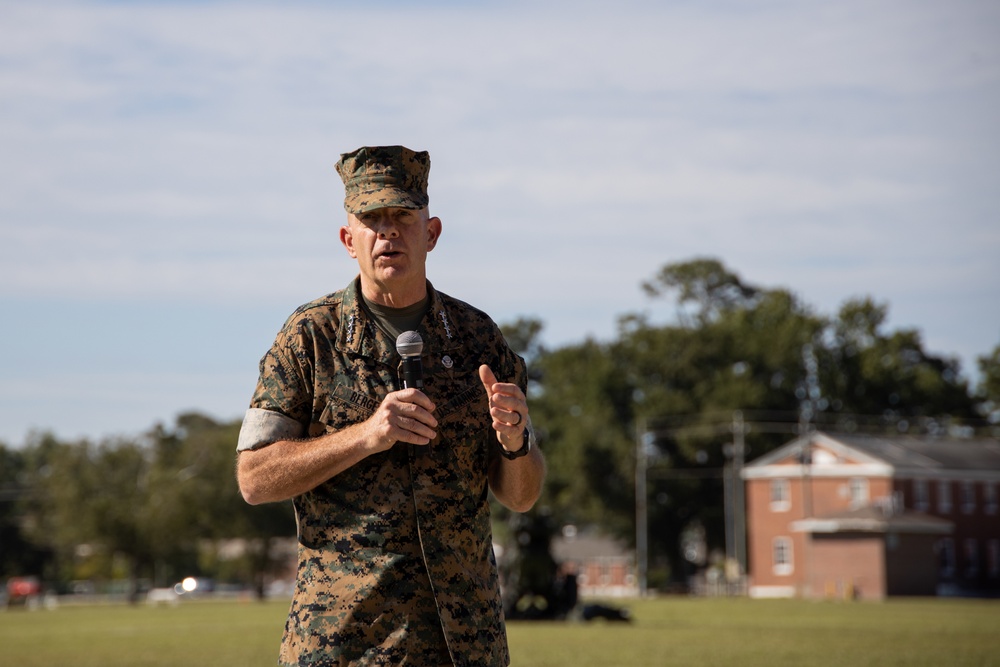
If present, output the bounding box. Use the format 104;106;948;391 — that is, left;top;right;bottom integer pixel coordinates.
499;427;532;460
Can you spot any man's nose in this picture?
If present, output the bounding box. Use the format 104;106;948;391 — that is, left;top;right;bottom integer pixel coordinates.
375;217;399;238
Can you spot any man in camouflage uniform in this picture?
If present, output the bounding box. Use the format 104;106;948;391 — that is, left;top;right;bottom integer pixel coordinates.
236;145;546;666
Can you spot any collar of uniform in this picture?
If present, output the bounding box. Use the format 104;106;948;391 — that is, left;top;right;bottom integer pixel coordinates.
420;281;463;355
338;277;393;363
337;278;462;361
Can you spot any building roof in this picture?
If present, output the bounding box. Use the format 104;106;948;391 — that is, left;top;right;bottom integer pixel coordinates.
833;433;1000;472
551;530;632;562
791;503;953;535
743;431;1000;481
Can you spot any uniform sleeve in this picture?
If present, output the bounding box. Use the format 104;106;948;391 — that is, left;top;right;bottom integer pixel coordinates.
498;329;528;395
236;407;305;451
247;319;315;431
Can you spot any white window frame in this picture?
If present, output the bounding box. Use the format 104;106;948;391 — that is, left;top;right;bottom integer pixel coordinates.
770;479;791;512
772;537;793;576
849;477;869;508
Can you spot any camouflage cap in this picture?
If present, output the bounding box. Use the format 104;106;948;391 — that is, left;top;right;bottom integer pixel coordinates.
335;145;431;215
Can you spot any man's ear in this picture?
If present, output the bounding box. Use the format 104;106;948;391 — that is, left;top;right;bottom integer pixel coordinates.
426;216;442;252
339;224;358;258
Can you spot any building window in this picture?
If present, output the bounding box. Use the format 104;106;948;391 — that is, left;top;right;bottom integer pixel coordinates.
985;484;998;516
987;540;999;579
773;537;793;576
770;479;790;512
938;481;952;514
964;539;979;579
913;479;929;512
960;481;976;515
938;538;955;578
849;477;869;508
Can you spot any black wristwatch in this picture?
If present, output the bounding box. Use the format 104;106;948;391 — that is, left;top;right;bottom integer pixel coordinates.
499;427;532;460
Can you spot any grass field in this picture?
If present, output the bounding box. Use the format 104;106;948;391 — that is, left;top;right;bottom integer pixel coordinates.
1;596;998;666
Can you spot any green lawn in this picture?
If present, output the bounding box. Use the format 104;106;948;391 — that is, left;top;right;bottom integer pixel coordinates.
1;596;998;666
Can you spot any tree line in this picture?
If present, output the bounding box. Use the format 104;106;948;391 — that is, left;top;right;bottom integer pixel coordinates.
2;258;998;596
0;413;292;601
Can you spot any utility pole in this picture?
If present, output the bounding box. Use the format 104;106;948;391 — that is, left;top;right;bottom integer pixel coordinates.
724;452;734;567
732;410;747;577
798;343;819;598
635;420;649;597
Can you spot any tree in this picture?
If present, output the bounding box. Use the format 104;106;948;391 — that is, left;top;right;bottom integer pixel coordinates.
623;268;825;584
0;444;51;580
531;339;636;535
501;317;546;368
827;297;977;431
641;257;758;326
24;434;156;601
14;415;295;599
146;413;295;599
528;257;983;591
977;343;1000;427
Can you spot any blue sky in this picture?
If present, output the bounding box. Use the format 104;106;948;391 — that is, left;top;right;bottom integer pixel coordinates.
1;0;998;445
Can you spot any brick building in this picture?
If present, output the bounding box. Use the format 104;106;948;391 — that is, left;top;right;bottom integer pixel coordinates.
742;431;1000;600
550;529;637;598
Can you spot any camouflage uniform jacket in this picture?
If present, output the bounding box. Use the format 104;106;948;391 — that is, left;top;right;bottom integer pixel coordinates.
249;277;525;666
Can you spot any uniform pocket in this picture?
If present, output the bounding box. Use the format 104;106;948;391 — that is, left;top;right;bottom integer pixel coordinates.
310;383;380;436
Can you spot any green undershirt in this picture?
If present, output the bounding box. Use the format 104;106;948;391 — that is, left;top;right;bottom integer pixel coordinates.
361;294;430;343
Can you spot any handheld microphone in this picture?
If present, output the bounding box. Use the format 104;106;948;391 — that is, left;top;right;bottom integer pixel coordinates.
395;331;424;389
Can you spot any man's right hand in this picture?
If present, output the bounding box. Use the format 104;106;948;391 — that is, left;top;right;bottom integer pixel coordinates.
365;388;438;452
238;389;439;505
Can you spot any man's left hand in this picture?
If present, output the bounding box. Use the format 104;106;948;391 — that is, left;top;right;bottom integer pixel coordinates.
479;364;528;453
